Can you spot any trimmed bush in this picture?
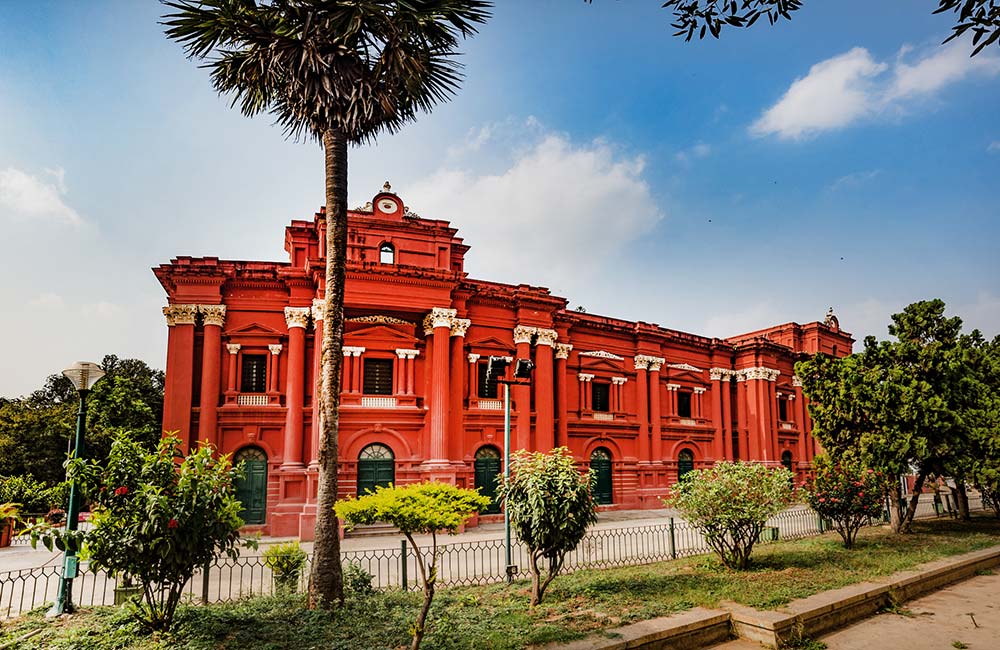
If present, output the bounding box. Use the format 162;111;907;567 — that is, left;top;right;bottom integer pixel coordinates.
805;456;890;548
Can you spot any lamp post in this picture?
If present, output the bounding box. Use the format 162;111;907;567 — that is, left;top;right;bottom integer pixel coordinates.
487;355;534;583
48;361;105;617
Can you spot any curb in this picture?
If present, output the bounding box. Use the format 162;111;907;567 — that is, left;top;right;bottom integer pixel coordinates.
538;544;1000;650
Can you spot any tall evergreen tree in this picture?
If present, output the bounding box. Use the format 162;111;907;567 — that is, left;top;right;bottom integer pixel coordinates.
161;0;491;608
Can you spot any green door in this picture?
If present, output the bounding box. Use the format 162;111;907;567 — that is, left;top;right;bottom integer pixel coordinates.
234;447;267;525
677;449;694;482
590;448;613;505
474;447;502;514
357;444;395;495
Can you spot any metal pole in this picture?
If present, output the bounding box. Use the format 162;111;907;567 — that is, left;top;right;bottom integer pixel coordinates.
503;382;513;583
49;390;87;617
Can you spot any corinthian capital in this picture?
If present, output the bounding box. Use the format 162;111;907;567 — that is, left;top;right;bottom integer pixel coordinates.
422;307;457;334
513;326;536;345
534;329;558;346
284;306;311;329
555;343;573;360
268;344;283;355
450;318;471;337
710;368;735;381
226;343;241;355
792;374;803;387
311;299;325;323
634;354;665;372
163;304;198;326
199;304;227;327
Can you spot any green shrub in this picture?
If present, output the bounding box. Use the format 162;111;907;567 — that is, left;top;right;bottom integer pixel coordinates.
0;475;68;514
497;447;599;606
805;456;888;548
343;561;376;597
263;542;307;594
336;482;488;650
665;461;795;569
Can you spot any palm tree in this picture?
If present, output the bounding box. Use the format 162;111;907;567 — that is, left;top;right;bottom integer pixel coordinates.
161;0;491;608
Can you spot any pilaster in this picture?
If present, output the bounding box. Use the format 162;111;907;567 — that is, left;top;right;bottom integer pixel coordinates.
197;304;226;449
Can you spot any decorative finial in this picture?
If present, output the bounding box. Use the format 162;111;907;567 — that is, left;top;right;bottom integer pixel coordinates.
383;181;392;193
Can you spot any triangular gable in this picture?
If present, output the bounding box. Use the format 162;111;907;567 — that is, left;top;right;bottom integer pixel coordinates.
467;335;513;352
579;357;624;373
227;322;283;337
347;324;418;347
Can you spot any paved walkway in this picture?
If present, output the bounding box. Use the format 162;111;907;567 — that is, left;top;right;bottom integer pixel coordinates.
711;572;1000;650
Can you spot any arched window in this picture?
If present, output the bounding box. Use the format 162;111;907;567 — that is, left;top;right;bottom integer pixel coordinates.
781;450;793;472
590;448;613;505
357;443;395;495
379;242;395;264
474;446;502;514
233;447;267;524
678;449;695;482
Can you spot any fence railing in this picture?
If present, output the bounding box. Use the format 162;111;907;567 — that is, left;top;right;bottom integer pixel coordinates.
1;497;990;619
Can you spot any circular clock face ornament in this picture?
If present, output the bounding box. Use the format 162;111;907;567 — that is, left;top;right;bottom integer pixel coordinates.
378;199;398;214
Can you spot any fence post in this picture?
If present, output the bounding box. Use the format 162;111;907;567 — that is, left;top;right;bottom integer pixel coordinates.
201;561;210;604
400;539;408;592
668;518;677;560
817;515;825;533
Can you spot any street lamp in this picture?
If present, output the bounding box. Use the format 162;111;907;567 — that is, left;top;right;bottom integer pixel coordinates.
487;355;534;583
48;361;105;617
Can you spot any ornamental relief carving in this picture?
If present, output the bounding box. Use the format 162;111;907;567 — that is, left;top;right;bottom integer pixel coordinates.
395;348;419;359
467;353;481;363
162;304;198;326
534;328;558;346
342;346;366;357
199;304;227;327
450;318;471;337
226;343;241;355
709;368;736;381
512;325;536;345
312;299;326;322
737;367;781;382
792;374;803;387
579;350;625;361
422;307;457;334
634;354;665;371
554;343;573;359
284;307;311;329
667;362;703;373
577;373;595;382
347;314;414;326
268;344;283;355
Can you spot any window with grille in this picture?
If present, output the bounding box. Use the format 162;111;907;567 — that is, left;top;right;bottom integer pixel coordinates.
363;358;394;395
778;398;788;421
379;243;395;264
477;361;499;398
677;390;692;418
591;382;610;412
240;354;267;393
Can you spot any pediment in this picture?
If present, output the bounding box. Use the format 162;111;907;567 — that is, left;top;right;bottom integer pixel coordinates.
666;367;707;384
467;335;513;352
227;322;283;337
346;324;418;347
579;357;623;373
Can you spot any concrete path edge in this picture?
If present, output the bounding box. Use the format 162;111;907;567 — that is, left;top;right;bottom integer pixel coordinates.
538;544;1000;650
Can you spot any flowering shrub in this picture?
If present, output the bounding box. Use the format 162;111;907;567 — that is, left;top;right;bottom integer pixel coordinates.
263;541;307;594
665;461;795;569
32;434;251;631
804;456;888;548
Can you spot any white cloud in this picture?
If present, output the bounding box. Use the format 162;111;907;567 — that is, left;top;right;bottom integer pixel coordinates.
674;142;712;164
0;166;81;224
751;42;1000;140
826;169;881;192
406;130;664;298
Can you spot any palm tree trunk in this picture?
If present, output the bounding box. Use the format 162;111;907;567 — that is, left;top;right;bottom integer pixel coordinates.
308;127;348;609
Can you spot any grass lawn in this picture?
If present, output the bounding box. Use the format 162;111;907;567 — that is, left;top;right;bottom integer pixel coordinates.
3;517;999;650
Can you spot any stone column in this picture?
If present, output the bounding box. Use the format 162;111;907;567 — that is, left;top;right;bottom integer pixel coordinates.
578;373;594;411
282;307;310;469
666;383;680;418
633;356;652;463
710;369;726;460
648;358;664;461
162;304;198;450
197;305;225;448
513;326;535;451
405;350;418;395
225;343;240;395
466;353;480;401
694;387;706;419
424;308;456;464
735;372;750;460
554;344;572;447
712;369;734;459
793;375;809;462
534;329;557;452
449;318;471;459
268;344;282;395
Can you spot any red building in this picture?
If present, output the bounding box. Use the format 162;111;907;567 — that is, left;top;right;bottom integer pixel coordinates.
154;184;853;538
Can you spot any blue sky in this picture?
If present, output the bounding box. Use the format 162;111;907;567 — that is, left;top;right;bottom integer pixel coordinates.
1;0;998;397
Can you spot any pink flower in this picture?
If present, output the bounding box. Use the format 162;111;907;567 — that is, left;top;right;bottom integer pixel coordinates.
819;498;826;503
114;486;128;496
859;492;864;497
167;519;179;529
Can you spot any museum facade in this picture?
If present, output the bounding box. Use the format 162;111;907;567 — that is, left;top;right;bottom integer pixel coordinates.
154;184;853;538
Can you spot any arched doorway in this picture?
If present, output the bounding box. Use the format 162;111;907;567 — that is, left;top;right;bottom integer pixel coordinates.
474;446;502;514
357;443;395;495
233;447;267;525
590;448;613;505
781;450;794;473
677;449;695;482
